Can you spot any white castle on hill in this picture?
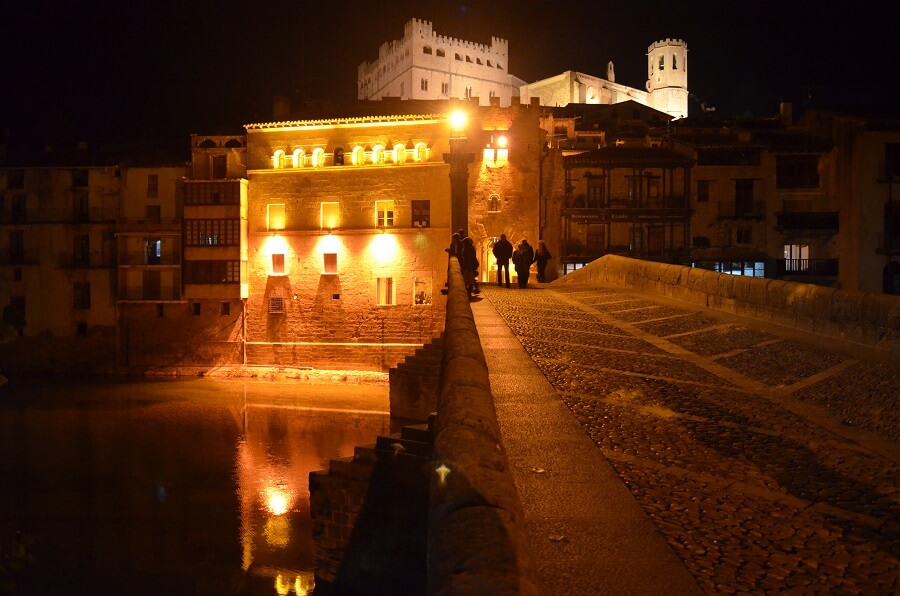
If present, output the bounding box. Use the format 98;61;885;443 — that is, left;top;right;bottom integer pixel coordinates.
358;19;688;119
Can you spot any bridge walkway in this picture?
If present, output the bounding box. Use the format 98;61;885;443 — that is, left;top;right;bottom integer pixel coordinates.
471;282;898;594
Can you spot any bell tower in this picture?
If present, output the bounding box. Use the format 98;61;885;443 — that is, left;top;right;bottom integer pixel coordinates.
646;39;688;119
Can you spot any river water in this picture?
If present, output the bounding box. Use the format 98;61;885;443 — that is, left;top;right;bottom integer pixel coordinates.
0;376;391;595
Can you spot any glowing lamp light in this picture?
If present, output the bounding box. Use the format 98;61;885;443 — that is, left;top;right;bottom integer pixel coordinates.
369;232;399;266
265;486;290;515
497;135;508;148
449;110;467;132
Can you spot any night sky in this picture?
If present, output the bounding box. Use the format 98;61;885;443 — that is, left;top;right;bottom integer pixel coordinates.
2;0;894;158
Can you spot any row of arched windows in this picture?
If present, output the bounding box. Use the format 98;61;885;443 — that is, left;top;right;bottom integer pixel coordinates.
655;54;684;71
272;142;429;169
422;45;503;69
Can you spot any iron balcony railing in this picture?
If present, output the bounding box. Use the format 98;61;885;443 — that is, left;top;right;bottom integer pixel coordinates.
775;258;839;277
117;251;182;266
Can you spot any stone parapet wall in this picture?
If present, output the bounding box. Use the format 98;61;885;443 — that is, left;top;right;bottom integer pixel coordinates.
246;342;417;372
557;255;900;352
427;258;539;595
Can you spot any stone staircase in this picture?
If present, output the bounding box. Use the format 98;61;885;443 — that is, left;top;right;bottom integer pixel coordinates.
309;419;434;594
388;335;443;424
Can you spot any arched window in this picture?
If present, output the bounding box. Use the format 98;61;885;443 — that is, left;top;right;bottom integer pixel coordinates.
659;55;665;70
372;144;385;164
465;55;472;63
476;58;483;65
393;143;406;164
488;194;501;212
423;46;432;55
334;147;345;166
291;148;305;168
455;53;462;61
199;139;216;148
436;48;445;57
497;63;503;70
672;54;677;70
486;60;493;67
352;146;366;165
311;148;325;168
414;142;428;162
224;138;242;148
273;149;285;169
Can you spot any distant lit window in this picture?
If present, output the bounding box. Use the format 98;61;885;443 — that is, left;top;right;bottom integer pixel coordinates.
311;148;325;168
414;278;432;305
372;144;385;164
352;146;366;165
267;204;286;231
412;200;430;227
292;148;305;168
323;253;337;274
393;143;406;164
320;202;339;229
273;149;286;169
414;142;428;162
147;174;158;198
376;277;395;306
784;244;809;271
375;200;394;227
272;253;285;275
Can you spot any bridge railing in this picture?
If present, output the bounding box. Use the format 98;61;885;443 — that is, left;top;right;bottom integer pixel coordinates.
427;256;539;595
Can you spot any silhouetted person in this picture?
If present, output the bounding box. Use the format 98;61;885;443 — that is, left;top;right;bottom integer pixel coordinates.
460;236;479;298
534;240;553;283
513;239;534;288
446;232;462;261
492;234;513;288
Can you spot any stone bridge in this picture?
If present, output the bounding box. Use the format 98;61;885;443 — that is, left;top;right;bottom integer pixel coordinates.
311;256;899;594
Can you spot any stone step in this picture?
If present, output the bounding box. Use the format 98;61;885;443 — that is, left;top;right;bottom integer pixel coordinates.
375;434;433;458
400;424;433;444
354;444;379;463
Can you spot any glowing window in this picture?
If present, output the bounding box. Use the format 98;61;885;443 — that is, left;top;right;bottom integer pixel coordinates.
320;202;339;229
291;148;305;168
372;145;385;164
323;253;337;274
272;253;285;275
413;142;428;162
311;148;325;168
273;149;285;169
267;204;286;231
414;278;432;305
375;200;394;227
393;143;406;164
352;146;366;165
376;277;395;306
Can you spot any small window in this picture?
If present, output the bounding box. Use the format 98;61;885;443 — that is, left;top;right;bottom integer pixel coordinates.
393;144;406;164
414;142;428;162
268;297;285;314
73;282;91;310
659;55;665;70
267;204;286;231
292;148;305;168
476;58;482;65
311;148;325;168
497;63;503;70
147;174;159;198
487;194;501;213
323;253;337;274
273;149;286;169
423;46;432;55
221;301;231;316
372;145;385;164
465;55;472;63
321;202;339;229
455;53;462;61
212;155;227;179
375;200;395;227
376;278;395;306
697;180;711;203
486;60;492;67
146;205;161;223
441;82;449;95
192;302;201;316
421;78;428;91
352;146;366;165
672;54;677;70
73;169;89;188
412;200;430;227
414;278;432;305
436;48;445;57
334;147;345;166
7;170;25;190
272;253;285;275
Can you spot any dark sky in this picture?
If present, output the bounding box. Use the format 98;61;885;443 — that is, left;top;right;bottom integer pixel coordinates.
2;0;894;156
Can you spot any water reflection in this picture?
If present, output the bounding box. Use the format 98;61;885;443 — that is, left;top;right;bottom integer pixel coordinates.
0;376;389;594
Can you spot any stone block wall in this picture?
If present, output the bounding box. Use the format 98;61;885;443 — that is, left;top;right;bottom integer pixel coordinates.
558;255;900;351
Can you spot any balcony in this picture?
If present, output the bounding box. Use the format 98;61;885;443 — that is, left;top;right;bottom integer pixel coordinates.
117;250;182;266
775;211;839;231
118;286;183;301
717;200;766;219
775;258;838;277
59;252;115;268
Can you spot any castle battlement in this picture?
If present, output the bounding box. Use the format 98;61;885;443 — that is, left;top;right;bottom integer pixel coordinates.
648;38;687;52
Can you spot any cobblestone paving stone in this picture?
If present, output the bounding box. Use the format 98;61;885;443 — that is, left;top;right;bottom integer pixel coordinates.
482;283;900;593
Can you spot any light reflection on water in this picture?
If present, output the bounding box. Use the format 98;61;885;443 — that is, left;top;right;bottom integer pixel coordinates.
0;376;389;595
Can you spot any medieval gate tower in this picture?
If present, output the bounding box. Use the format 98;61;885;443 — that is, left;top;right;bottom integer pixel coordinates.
646;39;688;119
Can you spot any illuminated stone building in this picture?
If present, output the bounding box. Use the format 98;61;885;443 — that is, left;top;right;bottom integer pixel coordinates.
358;19;526;107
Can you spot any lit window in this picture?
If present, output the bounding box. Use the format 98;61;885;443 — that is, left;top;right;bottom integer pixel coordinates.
413;142;428;162
784;244;809;272
376;277;395;305
375;200;394;227
393;143;406;164
372;144;385;164
272;253;285;275
273;149;286;169
311;148;325;168
352;146;366;165
291;148;305;168
323;253;337;274
267;204;286;231
321;202;339;229
414;278;432;305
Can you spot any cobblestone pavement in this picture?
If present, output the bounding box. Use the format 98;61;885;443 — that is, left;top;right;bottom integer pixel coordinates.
482;283;899;593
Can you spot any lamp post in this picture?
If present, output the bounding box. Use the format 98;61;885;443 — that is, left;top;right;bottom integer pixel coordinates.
444;109;474;235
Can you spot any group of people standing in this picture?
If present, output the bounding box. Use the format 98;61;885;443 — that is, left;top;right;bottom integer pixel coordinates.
492;234;552;289
449;230;553;295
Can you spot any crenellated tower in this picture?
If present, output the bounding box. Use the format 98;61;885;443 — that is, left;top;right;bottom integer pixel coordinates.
646;39;688;119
